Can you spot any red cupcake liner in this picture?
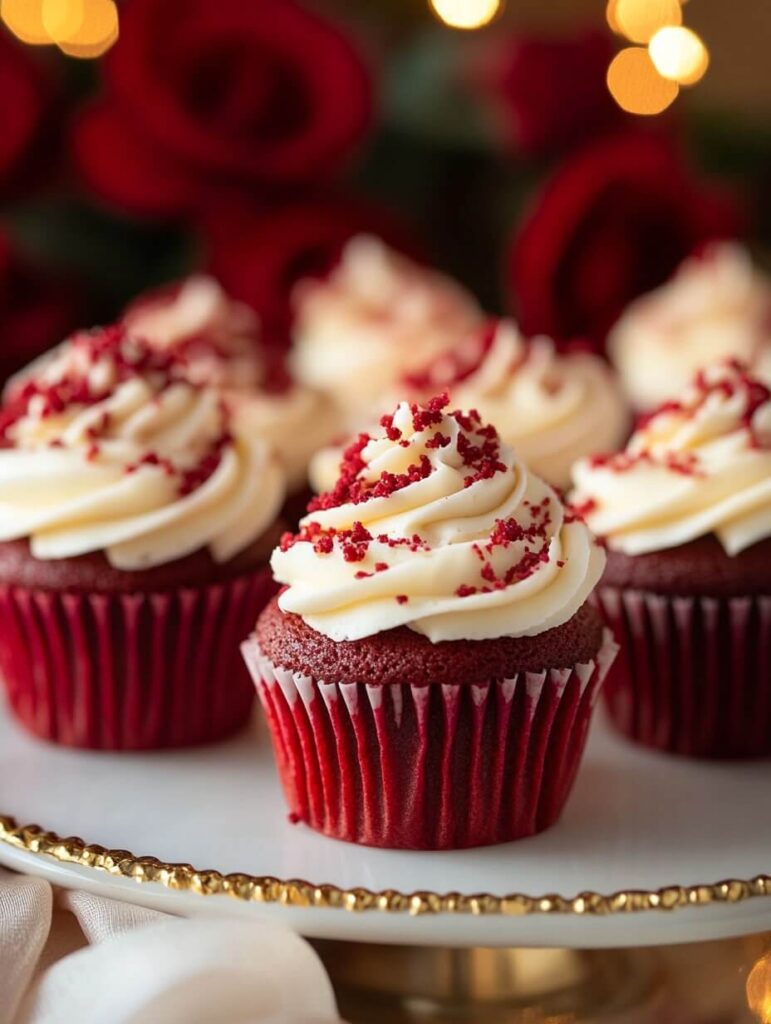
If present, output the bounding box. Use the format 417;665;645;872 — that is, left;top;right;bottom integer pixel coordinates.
242;630;618;850
0;570;276;751
595;587;771;758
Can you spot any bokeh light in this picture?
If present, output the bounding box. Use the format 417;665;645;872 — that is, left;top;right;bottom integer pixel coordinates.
747;952;771;1024
42;0;82;41
429;0;502;31
0;0;50;45
607;46;679;115
54;0;119;58
606;0;622;35
2;0;118;56
649;25;709;85
612;0;682;44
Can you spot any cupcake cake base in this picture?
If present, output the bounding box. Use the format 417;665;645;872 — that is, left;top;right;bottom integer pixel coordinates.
243;600;618;850
0;542;277;750
596;536;771;759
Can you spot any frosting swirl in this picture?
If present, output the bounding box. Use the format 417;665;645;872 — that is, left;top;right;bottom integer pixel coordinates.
0;326;285;570
609;243;771;410
427;321;629;489
309;322;630;493
123;275;338;490
273;396;605;642
290;235;483;428
231;385;340;492
571;361;771;556
122;274;265;389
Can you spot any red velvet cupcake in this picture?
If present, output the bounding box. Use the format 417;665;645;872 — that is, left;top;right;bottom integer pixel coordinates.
0;325;286;750
242;396;617;849
571;361;771;758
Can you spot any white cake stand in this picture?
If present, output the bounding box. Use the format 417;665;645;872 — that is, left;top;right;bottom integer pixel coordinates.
1;701;769;950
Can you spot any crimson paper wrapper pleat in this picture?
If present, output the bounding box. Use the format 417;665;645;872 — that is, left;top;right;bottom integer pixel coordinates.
0;570;275;751
242;629;618;850
596;587;771;758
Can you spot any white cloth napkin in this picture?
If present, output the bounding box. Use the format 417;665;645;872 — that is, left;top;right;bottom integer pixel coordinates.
0;869;341;1024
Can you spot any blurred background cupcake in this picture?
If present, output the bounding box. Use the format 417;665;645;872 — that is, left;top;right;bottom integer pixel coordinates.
409;319;629;490
609;243;771;411
243;395;617;850
571;360;771;758
0;325;285;749
290;235;483;431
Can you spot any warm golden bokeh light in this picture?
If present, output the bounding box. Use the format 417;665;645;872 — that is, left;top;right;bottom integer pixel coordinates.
51;0;118;58
607;46;679;115
649;25;710;86
429;0;502;31
747;953;771;1024
0;0;50;45
2;0;118;57
614;0;682;44
42;0;83;41
606;0;622;35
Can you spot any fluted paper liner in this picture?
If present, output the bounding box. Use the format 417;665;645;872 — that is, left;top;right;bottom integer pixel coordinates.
596;587;771;758
242;629;618;849
0;570;275;750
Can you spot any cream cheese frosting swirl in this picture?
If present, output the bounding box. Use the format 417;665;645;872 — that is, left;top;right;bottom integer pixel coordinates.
6;275;265;399
308;321;630;493
571;361;771;556
122;274;265;389
0;326;285;570
290;235;483;428
609;243;771;410
231;385;340;492
122;275;339;491
434;321;629;489
273;396;605;642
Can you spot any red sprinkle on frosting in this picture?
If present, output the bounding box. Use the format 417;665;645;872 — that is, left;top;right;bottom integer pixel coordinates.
280;395;581;599
402;320;524;392
589;360;771;474
0;325;234;499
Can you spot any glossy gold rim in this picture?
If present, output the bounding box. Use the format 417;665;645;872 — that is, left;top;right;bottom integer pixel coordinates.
1;815;770;916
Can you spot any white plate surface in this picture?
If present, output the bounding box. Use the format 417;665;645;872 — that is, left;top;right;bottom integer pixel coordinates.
1;702;770;948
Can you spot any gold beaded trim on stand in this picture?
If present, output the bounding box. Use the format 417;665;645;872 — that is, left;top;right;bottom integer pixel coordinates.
1;814;769;916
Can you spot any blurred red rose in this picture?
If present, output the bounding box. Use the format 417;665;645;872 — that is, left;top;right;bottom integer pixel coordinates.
0;232;80;386
0;31;54;194
71;0;373;217
476;29;624;159
508;132;741;351
204;197;422;345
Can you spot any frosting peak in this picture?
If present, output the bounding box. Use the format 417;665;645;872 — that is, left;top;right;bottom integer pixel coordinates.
571;361;771;556
124;275;337;491
609;243;771;410
273;396;605;642
0;326;285;570
122;274;265;389
412;321;630;489
290;236;483;427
